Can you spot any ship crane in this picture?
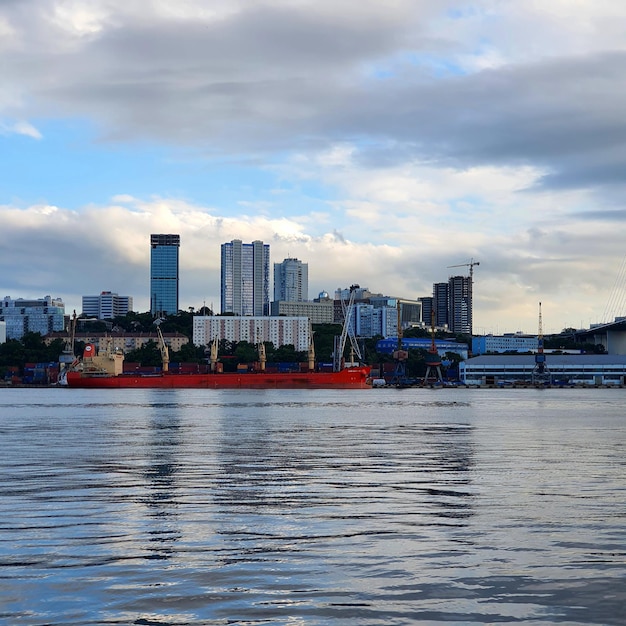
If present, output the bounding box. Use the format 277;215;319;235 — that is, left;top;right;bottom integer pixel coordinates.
155;321;170;373
333;284;362;372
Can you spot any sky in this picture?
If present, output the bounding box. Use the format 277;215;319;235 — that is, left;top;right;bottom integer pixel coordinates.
2;0;626;335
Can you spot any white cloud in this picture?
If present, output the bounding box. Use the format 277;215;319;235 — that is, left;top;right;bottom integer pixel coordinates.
0;120;42;139
0;185;622;336
1;1;625;336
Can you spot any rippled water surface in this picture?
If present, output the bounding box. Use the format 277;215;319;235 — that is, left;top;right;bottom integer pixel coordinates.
1;387;625;625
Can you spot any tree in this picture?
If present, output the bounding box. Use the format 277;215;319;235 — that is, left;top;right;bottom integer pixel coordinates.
234;341;259;364
311;324;342;362
171;342;205;363
124;341;162;367
269;344;307;363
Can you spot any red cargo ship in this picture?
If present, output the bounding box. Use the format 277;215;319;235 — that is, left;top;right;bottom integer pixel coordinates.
65;366;371;389
62;286;371;390
63;325;371;389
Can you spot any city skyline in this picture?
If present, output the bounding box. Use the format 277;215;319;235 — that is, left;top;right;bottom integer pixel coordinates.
2;2;626;335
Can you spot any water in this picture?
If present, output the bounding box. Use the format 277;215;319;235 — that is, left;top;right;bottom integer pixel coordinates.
1;387;625;625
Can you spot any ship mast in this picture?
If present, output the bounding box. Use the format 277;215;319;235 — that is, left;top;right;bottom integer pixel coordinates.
308;322;315;371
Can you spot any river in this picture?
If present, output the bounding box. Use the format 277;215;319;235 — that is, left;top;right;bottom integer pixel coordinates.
1;387;624;625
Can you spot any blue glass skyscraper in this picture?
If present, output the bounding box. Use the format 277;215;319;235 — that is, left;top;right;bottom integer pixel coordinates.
150;234;180;316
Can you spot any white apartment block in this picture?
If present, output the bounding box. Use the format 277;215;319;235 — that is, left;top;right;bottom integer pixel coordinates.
82;291;133;319
193;316;311;351
270;300;334;324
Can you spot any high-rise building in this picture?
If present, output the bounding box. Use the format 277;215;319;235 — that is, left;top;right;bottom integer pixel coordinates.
433;283;449;328
418;296;434;327
273;258;308;302
82;291;133;319
448;275;472;334
193;315;310;350
0;295;65;340
150;234;180;316
221;239;270;316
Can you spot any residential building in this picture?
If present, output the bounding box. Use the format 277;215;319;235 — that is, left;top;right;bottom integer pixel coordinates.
150;234;180;316
419;296;434;326
343;296;422;339
448;275;472;334
82;291;133;319
270;300;334;324
193;315;310;351
274;258;308;302
221;239;270;316
0;295;65;340
433;283;449;328
356;304;400;338
45;331;189;354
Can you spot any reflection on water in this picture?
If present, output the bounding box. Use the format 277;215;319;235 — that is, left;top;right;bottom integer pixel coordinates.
0;388;624;625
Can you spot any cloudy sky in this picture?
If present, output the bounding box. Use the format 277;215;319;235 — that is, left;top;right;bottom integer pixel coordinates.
2;0;626;334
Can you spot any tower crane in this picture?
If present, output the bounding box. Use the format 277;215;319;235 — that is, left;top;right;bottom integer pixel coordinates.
448;258;480;282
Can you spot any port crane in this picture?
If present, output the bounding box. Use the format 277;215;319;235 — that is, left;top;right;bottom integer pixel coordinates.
422;310;444;387
531;302;551;386
389;299;410;386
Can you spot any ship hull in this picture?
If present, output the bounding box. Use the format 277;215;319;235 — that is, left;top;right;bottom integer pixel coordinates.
65;367;371;389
